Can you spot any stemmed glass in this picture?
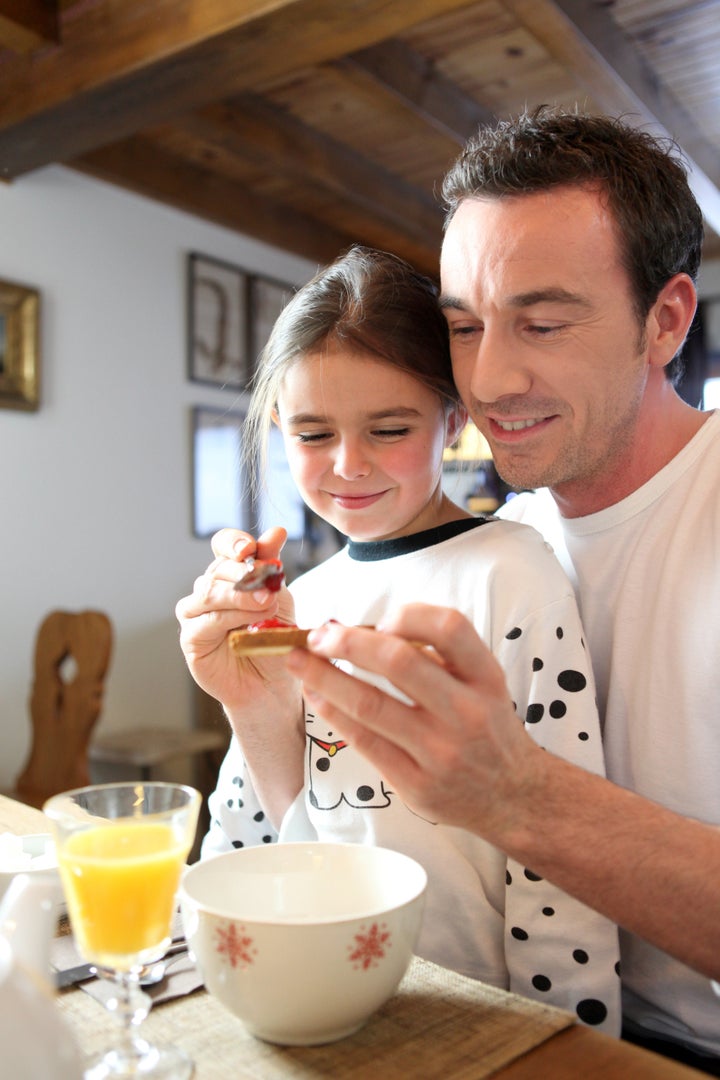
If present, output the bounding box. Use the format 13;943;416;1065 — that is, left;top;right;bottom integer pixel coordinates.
44;782;201;1079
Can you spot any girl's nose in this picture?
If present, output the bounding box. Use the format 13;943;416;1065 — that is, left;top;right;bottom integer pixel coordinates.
332;439;371;479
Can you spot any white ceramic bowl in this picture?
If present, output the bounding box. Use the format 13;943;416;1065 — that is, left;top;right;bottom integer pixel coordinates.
0;833;61;903
180;842;427;1045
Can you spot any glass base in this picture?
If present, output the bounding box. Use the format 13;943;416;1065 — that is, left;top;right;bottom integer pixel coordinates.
84;1038;193;1079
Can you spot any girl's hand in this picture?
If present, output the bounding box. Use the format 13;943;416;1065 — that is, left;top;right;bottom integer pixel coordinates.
179;525;306;828
176;526;296;708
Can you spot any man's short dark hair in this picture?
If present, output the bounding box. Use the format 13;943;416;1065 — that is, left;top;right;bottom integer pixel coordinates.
442;107;704;383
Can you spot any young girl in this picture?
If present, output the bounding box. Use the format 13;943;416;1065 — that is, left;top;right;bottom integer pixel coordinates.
176;246;620;1032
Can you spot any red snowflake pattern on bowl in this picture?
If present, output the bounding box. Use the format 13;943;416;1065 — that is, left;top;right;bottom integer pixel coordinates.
347;922;391;970
214;922;256;969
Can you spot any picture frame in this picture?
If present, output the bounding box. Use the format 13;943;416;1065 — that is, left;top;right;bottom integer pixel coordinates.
0;277;40;411
187;253;250;390
698;296;720;409
248;273;295;367
191;406;250;538
191;404;314;542
255;423;309;541
702;296;720;372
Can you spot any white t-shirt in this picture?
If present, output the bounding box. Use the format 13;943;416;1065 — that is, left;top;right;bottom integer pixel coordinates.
205;517;621;1032
499;408;720;1055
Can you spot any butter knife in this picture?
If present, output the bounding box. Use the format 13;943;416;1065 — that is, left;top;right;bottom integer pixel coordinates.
233;557;285;592
54;938;188;989
55;960;98;989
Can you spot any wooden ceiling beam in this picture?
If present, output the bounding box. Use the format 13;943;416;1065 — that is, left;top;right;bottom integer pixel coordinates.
179;93;443;246
343;38;495;145
0;0;477;178
71;136;355;268
0;0;59;53
504;0;720;236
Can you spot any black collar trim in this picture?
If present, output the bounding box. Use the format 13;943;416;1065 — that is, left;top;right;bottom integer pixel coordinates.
347;516;494;562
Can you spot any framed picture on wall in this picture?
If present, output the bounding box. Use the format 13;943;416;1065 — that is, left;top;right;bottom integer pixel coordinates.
703;296;720;368
248;273;295;369
256;423;310;541
187;253;251;390
0;277;40;411
192;406;250;538
191;405;309;541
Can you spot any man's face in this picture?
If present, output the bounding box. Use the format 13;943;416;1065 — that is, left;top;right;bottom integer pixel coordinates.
440;186;650;511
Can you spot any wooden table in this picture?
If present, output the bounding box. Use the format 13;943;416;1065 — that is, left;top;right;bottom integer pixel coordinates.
0;794;706;1079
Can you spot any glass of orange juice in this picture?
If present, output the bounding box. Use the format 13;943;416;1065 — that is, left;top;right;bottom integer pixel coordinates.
44;782;201;1079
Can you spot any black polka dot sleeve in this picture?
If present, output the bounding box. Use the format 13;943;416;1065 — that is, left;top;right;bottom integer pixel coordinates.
496;595;621;1033
200;737;278;859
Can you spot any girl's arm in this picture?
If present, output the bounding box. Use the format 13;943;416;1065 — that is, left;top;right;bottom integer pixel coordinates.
176;526;304;829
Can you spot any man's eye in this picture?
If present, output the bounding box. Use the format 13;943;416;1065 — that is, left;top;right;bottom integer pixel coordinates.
449;325;479;337
528;324;565;336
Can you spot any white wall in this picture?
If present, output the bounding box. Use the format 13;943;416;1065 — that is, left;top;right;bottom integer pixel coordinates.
0;166;316;790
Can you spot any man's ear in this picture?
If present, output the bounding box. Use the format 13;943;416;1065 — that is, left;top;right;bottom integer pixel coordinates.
646;273;698;370
444;403;468;449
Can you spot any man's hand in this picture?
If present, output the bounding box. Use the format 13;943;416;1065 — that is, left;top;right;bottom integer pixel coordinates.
285;603;543;841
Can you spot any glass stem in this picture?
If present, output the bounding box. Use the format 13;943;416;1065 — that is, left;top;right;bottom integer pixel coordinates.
109;971;152;1065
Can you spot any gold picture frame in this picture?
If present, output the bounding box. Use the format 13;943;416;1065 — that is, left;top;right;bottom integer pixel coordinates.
0;278;40;411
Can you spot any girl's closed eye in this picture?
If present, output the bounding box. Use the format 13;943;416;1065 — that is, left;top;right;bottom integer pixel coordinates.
295;431;332;444
373;426;411;439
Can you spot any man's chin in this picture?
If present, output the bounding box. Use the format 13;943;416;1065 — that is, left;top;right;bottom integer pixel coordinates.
492;456;551;493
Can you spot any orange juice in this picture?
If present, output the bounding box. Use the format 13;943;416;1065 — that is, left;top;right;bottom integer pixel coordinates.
58;821;188;967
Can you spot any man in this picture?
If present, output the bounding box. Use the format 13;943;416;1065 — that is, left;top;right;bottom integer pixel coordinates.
285;109;720;1071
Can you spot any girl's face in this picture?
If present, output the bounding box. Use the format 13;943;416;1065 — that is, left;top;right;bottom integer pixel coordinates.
274;345;463;541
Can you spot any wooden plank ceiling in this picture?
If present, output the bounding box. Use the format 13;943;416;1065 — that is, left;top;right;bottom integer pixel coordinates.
1;0;719;278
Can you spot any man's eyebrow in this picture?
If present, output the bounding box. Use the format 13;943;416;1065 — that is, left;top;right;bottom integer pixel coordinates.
508;287;591;308
438;288;590;312
438;294;467;312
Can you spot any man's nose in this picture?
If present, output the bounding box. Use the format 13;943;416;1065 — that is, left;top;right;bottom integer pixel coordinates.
465;327;533;403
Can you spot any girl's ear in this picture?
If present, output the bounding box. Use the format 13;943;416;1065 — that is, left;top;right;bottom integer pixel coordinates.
270;407;281;428
444;403;468;449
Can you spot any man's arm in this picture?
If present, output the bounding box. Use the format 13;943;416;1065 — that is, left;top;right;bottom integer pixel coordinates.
285;605;720;979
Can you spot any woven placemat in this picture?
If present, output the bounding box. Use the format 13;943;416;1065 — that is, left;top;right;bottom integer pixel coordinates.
58;955;575;1079
52;911;203;1005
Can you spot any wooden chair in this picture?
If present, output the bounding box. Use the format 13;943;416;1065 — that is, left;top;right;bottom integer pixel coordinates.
14;610;113;808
